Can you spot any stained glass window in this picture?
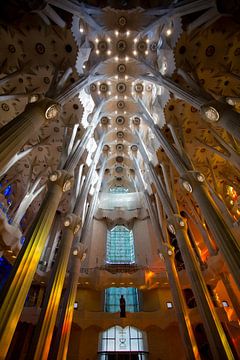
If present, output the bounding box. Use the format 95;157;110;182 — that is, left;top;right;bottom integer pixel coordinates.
105;287;139;313
98;326;148;359
3;185;12;197
106;225;135;264
109;187;129;193
0;257;12;291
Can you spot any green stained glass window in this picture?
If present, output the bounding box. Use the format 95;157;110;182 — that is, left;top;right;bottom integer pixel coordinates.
106;225;135;264
105;287;139;313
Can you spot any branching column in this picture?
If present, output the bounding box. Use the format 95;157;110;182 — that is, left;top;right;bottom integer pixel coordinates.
52;244;86;360
0;99;60;171
0;71;104;173
28;213;81;360
134;125;237;358
139;100;240;289
220;272;240;320
29;135;105;360
133;159;200;360
141;70;240;141
52;157;107;360
0;171;73;360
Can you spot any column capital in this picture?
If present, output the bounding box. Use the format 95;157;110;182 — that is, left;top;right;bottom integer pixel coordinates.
72;243;87;261
28;98;61;121
200;100;230;123
63;213;81;235
167;214;186;235
159;243;175;259
180;170;205;193
49;170;74;192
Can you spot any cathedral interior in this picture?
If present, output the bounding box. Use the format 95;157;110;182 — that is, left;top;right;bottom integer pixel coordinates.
0;0;240;359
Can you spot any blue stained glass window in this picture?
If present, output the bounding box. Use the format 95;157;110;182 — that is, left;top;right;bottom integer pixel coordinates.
106;225;135;264
4;185;12;197
20;236;26;245
0;257;12;291
105;287;139;313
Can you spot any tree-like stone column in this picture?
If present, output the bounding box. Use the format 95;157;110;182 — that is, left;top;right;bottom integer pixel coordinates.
52;244;86;360
52;156;107;360
138;100;240;289
28;213;81;360
133;159;200;360
0;99;60;171
28;134;105;360
0;170;73;360
133;150;235;360
141;68;240;141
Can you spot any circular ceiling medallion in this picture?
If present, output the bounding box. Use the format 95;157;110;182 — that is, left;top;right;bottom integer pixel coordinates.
90;83;97;91
133;117;140;125
150;41;158;52
117;101;125;109
137;41;147;53
100;83;108;92
118;16;127;27
115;166;123;173
117;131;124;139
98;41;108;52
116;83;126;93
116;156;124;163
101;116;109;125
116;143;124;151
116;116;125;125
8;44;16;53
117;64;126;73
116;40;127;52
35;42;45;54
1;103;9;111
131;144;138;152
146;84;152;92
135;83;143;93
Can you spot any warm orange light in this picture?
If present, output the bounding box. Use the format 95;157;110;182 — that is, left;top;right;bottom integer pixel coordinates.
145;270;154;282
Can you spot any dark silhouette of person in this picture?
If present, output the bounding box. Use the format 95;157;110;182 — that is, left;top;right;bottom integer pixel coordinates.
120;294;126;317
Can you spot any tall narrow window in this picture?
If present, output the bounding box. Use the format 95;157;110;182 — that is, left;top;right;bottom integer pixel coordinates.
106;225;135;264
105;287;139;313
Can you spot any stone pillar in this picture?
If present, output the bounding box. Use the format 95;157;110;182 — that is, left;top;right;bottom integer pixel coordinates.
133;161;200;359
200;100;240;143
220;272;240;320
133;140;235;359
52;156;107;359
169;217;234;360
0;170;73;359
52;244;86;360
73;134;105;216
140;71;240;141
36;287;45;309
162;244;201;360
28;214;81;360
63;103;105;173
139;104;240;288
0;99;60;171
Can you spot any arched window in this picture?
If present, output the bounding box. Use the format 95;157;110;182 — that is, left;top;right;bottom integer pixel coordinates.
106;225;135;264
109;186;129;194
98;326;148;359
105;287;139;313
